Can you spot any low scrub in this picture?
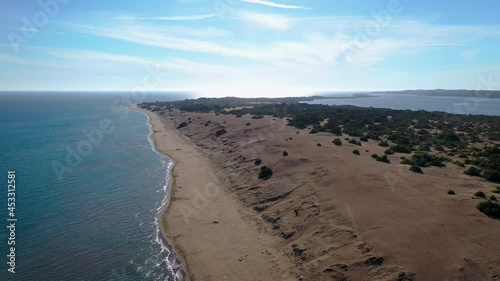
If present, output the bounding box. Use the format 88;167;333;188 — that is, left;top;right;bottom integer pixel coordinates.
258;166;273;179
447;189;455;195
476;200;500;218
474;191;486;198
215;128;227;137
369;153;390;163
254;159;262;166
177;122;188;129
332;138;342;146
410;165;423;174
401;152;447;168
464;166;482;177
378;141;390;147
352;149;360;155
349;139;362;146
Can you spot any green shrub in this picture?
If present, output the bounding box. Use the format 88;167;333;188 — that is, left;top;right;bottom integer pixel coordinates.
447;189;455;195
246;123;251;126
378;141;389;147
489;195;497;201
482;169;500;182
353;150;360;155
332;138;342;146
464;166;482;177
410;165;423;174
258;166;273;179
283;151;289;157
371;153;379;159
384;149;394;155
376;155;390;163
476;200;500;218
401;152;447;168
349;139;362;146
215;129;227;137
360;136;368;142
317;143;322;147
177;122;188;129
474;191;486;198
391;145;412;153
434;144;445;151
491;187;500;194
254;159;262;166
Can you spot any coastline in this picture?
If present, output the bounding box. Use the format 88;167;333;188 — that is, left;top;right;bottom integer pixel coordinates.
133;102;500;280
130;105;188;280
130;105;292;281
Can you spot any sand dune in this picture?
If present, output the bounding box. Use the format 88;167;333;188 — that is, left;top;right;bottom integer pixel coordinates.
140;106;500;281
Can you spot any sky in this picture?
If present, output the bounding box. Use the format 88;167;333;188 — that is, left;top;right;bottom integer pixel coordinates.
1;0;500;97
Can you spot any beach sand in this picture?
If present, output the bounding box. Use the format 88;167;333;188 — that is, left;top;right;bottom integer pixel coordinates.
133;105;293;281
135;105;500;281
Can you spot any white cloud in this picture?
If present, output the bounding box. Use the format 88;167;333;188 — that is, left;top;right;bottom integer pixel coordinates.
240;0;309;9
236;12;294;31
115;13;216;21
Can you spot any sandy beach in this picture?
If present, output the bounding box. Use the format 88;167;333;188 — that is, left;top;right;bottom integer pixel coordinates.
132;105;294;281
134;105;500;281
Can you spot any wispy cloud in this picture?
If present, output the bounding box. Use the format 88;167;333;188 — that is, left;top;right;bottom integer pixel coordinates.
115;13;216;21
240;0;309;10
236;12;295;30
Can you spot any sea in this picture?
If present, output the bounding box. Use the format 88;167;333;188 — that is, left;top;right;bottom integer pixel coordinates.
0;92;192;281
0;91;499;281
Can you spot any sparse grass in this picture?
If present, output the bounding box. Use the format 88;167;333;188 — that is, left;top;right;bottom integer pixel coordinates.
491;187;500;194
352;149;360;155
254;159;262;166
447;189;456;195
474;191;486;198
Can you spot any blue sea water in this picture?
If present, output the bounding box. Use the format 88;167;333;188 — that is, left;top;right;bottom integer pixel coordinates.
0;92;189;281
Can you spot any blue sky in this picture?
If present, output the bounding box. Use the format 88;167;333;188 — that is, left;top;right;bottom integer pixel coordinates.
1;0;500;96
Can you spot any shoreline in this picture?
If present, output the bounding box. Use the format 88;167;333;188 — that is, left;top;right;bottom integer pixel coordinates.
129;105;187;281
130;105;294;281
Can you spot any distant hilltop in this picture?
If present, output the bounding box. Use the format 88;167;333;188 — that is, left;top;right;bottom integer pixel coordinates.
368;89;500;98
